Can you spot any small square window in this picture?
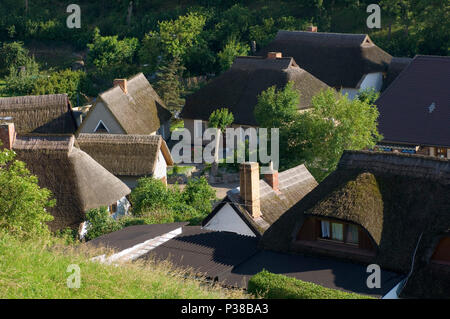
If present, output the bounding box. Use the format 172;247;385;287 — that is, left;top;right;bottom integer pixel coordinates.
331;223;344;241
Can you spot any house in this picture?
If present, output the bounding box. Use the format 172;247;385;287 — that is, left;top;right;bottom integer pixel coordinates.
260;150;450;298
0;94;77;134
77;73;172;140
88;222;401;297
76;133;174;188
256;29;393;99
0;122;131;232
180;53;330;144
374;55;450;159
202;162;318;237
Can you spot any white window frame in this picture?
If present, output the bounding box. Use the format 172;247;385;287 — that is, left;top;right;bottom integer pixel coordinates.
94;120;110;133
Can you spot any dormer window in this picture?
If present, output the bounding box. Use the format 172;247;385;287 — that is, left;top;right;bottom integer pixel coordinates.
319;219;358;245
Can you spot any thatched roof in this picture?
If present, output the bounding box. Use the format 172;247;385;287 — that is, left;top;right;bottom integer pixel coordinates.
0;94;77;134
260;151;450;297
256;31;392;88
376;55;450;148
12;134;131;231
82;73;171;134
181;56;330;126
76;133;173;177
382;57;412;90
203;164;318;236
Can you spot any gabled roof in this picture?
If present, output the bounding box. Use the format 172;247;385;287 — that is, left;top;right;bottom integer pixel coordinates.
81;73;171;134
181;56;329;126
0;94;77;134
12;134;131;231
260;151;450;298
376;55;450;147
256;31;392;88
76;133;173;176
203;164;318;236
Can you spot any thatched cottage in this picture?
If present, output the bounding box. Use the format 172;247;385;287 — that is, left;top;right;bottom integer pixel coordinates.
77;133;174;188
202;162;318;237
0;94;77;134
77;73;172;140
180;54;329;144
257;30;393;99
260;151;450;298
374;55;450;159
0;123;131;232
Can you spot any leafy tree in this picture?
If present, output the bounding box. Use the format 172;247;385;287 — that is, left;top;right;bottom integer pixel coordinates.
182;177;216;216
217;37;250;72
356;87;380;105
0;41;36;76
0;145;54;238
208;108;234;175
255;85;382;181
153;56;185;112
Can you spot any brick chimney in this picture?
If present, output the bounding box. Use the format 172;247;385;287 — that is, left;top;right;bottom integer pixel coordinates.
0;122;16;150
113;79;128;94
264;162;279;193
267;52;282;59
240;162;261;219
307;25;318;32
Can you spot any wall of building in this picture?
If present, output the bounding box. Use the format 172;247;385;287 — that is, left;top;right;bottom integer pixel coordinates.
154;150;167;180
79;102;125;134
341;72;383;100
204;203;256;237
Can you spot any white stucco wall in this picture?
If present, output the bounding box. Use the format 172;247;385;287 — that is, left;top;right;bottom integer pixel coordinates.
112;196;131;219
153;150;167;180
204;203;256;237
341;72;384;100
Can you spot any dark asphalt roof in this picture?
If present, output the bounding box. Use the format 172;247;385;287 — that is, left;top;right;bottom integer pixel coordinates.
87;222;188;251
141;226;259;280
142;226;402;297
376;55;450;147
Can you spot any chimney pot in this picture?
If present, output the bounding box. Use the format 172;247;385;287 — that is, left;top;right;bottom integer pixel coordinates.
113;79;128;94
240;162;261;219
267;52;282;59
307;25;318;32
0;122;16;150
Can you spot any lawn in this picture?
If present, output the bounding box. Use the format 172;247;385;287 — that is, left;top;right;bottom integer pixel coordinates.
0;232;247;299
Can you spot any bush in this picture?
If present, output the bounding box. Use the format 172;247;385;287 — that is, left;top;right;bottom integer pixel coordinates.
248;270;371;299
84;207;121;241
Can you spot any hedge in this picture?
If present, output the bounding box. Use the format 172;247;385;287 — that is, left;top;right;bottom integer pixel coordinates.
247;270;373;299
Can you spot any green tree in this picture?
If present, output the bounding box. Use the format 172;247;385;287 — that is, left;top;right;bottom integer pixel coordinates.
0;146;54;238
0;41;37;76
217;37;250;72
182;176;216;216
153;56;185;112
356;87;380;105
84;207;121;241
208;108;234;175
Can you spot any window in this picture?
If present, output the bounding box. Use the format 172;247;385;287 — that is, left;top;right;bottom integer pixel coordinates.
436;147;447;159
94;120;109;134
318;219;359;245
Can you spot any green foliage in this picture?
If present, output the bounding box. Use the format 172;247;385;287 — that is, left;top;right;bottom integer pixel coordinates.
153;56;185;112
208;108;234;131
84;207;121;241
255;86;382;182
0;41;36;76
130;177;216;225
248;270;371;299
217;38;250;72
356;87;380;105
0;147;54;239
31;69;86;105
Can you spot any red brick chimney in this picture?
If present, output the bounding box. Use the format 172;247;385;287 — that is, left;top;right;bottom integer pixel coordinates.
307;25;318;32
264;162;279;193
240;162;261;219
267;52;282;59
113;79;128;94
0;122;16;150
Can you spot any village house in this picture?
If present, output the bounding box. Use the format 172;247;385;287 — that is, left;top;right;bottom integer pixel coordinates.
77;133;174;188
260;150;450;298
202;162;318;237
374;55;450;159
77;73;172;140
180;53;330;144
257;29;393;99
0;94;77;134
0;123;131;232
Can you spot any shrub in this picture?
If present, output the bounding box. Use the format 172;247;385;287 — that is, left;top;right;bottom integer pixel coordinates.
84;207;121;241
248;270;371;299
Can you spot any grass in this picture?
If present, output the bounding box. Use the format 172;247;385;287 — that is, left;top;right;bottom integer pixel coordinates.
167;165;195;176
0;232;248;299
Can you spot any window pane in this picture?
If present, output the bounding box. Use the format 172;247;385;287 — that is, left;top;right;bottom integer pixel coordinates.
332;223;343;241
320;221;330;238
346;224;359;244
